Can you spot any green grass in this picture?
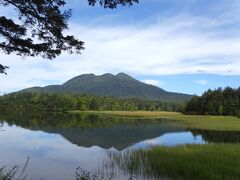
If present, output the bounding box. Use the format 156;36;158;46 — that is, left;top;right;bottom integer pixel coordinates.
114;144;240;180
69;110;240;131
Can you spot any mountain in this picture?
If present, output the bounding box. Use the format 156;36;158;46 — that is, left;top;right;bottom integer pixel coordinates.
19;73;192;102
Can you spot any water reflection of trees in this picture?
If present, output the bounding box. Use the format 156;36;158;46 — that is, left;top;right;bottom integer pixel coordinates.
0;111;168;129
0;112;183;150
191;129;240;143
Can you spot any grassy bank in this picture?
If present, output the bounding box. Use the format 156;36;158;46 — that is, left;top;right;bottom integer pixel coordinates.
69;110;240;131
114;144;240;180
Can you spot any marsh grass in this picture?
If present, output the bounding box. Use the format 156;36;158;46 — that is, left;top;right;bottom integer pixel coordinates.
70;110;180;118
108;144;240;180
70;111;240;131
0;157;29;180
0;166;19;180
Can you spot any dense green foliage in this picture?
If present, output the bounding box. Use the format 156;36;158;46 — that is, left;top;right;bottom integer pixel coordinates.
108;144;240;180
20;73;192;103
185;87;240;116
0;92;183;112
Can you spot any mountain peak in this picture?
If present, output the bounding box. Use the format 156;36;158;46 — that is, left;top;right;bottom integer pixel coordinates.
116;72;129;76
116;72;134;79
101;73;115;77
80;73;96;77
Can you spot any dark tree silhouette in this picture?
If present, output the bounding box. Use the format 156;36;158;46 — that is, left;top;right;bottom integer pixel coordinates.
88;0;138;8
0;0;139;74
0;64;9;74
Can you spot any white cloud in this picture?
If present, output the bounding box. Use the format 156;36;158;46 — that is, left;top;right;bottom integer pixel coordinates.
194;80;208;85
141;79;164;87
1;9;240;93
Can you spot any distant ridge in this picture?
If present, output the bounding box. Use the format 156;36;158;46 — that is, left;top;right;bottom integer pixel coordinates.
19;73;192;103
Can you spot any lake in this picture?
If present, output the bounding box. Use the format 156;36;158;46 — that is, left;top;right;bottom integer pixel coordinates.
0;112;239;179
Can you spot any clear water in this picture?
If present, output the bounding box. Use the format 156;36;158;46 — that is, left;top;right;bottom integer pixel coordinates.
0;113;239;179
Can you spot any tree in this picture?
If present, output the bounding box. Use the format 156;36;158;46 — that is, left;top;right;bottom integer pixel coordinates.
0;0;139;74
185;87;240;116
217;105;223;115
0;64;8;74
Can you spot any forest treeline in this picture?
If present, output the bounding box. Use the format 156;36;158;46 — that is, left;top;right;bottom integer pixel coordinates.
0;93;183;112
184;87;240;116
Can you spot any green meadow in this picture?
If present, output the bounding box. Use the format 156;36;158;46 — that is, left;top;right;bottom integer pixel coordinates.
70;110;240;131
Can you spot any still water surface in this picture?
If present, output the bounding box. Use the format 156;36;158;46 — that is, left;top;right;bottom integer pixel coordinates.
0;113;239;179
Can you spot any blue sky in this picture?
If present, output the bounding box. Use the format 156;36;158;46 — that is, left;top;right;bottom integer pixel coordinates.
140;74;240;95
1;0;240;95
